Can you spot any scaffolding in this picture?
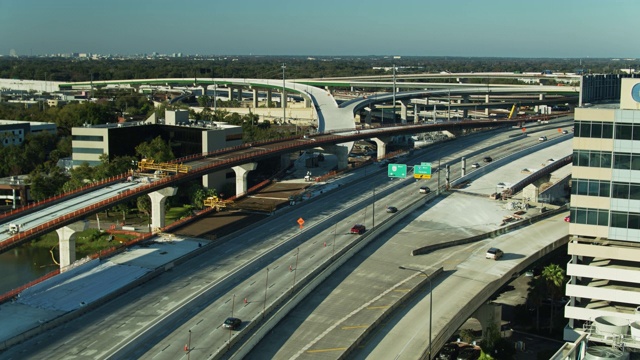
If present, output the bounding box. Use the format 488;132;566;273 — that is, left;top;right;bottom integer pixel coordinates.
137;159;191;176
203;196;233;211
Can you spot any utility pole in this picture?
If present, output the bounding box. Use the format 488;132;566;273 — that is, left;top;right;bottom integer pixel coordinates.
282;63;286;127
392;64;396;124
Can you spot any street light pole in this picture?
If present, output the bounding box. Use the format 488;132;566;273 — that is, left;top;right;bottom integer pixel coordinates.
282;63;287;128
263;267;270;319
399;266;433;360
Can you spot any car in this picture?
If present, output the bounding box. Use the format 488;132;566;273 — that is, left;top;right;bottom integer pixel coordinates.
564;216;571;222
562;130;569;134
223;317;242;330
482;156;492;163
538;136;548;142
386;206;398;213
486;247;504;260
350;224;366;234
419;186;431;194
471;163;480;169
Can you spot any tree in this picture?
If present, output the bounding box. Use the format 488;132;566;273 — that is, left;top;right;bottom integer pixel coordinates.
542;264;565;333
192;187;217;210
28;166;69;201
136;195;151;216
135;136;174;162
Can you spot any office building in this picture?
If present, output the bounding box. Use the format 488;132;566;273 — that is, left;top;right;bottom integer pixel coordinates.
564;78;640;347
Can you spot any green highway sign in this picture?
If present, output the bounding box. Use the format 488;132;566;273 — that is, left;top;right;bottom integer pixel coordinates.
414;163;432;179
388;163;407;178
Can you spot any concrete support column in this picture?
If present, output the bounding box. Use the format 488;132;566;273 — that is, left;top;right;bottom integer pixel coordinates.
373;137;391;160
485;94;490;103
56;221;88;269
252;88;259;108
461;157;466;177
399;101;408;124
472;303;502;339
323;144;350;170
281;90;287;109
148;187;178;231
414;104;419;122
461;95;470;119
237;87;243;101
200;85;208;97
266;89;272;108
303;96;311;108
232;162;258;197
539;93;546;101
227;87;233;100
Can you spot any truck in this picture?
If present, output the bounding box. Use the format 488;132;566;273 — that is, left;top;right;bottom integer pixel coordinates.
8;223;20;235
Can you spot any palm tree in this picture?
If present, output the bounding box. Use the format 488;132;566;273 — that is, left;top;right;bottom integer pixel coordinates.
542;264;565;333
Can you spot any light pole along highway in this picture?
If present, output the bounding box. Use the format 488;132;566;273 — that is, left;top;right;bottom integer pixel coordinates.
399;266;433;360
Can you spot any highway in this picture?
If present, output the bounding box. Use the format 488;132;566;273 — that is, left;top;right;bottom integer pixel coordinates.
0;118;573;359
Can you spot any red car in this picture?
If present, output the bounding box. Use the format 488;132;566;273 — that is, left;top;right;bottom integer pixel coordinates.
564;216;570;222
350;224;366;234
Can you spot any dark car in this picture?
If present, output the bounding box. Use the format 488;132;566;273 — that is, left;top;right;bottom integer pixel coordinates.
386;206;398;213
223;317;242;330
483;156;493;163
438;343;460;360
350;224;366;234
457;346;480;360
419;186;431;194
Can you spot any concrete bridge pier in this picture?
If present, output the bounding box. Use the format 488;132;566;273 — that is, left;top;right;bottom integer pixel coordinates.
56;220;89;270
266;89;272;108
252;88;259;108
485;94;491;116
233;163;258;197
148;187;178;231
539;93;546;101
323;144;350;170
399;100;408;124
472;302;502;338
461;95;470;118
373;137;391;160
200;84;208;97
227;87;233;101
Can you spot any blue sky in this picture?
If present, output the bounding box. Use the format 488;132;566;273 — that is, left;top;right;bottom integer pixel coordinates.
0;0;637;58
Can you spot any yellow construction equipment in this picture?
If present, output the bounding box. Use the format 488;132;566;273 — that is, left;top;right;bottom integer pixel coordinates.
508;104;518;119
203;196;232;211
137;158;191;175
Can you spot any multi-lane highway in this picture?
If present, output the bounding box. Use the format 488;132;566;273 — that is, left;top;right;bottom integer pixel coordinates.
0;118;573;359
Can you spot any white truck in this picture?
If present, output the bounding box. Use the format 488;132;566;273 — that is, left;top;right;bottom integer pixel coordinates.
8;223;20;235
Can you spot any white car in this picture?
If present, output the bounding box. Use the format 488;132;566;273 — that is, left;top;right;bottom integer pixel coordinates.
471;163;480;169
538;136;547;142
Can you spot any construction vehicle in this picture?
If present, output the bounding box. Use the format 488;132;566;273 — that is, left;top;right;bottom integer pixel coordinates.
137;158;191;176
203;196;233;211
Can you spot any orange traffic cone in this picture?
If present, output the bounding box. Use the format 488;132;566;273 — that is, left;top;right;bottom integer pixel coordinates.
184;344;188;352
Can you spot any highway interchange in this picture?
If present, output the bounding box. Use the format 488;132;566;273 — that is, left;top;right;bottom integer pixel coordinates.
1;118;573;359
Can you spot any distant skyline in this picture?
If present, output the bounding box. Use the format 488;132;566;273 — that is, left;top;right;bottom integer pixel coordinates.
0;0;637;58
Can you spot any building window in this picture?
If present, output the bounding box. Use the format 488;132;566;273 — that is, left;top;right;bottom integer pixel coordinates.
72;147;106;154
573;150;612;168
611;211;629;228
612;183;629;199
615;124;633;140
570;207;610;226
614;153;631;169
72;135;104;142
